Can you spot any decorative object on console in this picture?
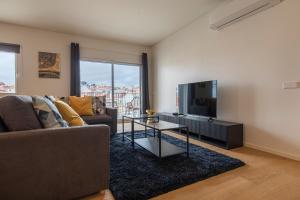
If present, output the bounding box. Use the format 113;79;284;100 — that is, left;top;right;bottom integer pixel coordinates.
146;109;155;116
38;52;61;78
146;109;158;123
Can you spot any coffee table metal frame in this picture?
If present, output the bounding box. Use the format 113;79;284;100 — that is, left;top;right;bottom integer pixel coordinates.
122;115;190;158
122;114;159;143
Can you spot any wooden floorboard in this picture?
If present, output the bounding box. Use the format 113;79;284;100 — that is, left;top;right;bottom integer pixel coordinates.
83;123;300;200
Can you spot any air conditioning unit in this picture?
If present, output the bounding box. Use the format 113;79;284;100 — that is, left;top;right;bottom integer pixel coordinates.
209;0;284;30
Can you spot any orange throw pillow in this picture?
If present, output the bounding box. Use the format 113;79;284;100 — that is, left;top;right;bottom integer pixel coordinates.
54;100;85;126
69;96;93;116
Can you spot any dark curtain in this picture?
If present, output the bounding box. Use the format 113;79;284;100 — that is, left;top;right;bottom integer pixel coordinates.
70;43;81;96
0;42;20;53
141;53;150;113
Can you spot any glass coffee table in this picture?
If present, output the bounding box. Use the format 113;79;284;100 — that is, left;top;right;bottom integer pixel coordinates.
122;114;159;143
122;114;189;158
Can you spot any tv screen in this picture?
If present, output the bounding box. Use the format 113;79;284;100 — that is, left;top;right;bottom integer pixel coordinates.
178;80;217;118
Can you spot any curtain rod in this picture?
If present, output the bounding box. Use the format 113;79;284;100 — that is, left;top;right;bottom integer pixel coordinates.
80;46;146;57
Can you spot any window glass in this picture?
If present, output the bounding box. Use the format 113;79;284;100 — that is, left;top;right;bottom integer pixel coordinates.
80;60;113;107
0;52;16;93
114;64;140;117
80;60;141;117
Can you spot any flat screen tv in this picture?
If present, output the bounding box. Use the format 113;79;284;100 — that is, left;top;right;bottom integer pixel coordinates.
178;80;217;118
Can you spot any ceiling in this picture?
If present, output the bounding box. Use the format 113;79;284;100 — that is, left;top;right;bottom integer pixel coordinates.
0;0;225;46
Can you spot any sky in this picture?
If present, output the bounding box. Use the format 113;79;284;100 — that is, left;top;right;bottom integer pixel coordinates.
80;61;140;87
0;52;15;84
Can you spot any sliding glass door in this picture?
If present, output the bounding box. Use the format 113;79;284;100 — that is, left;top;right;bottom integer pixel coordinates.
114;64;140;117
80;60;141;117
80;61;113;107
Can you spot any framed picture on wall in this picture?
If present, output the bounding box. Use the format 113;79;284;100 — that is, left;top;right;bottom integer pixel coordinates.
38;52;61;78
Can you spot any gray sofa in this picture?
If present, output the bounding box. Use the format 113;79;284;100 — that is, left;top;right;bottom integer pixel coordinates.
82;107;117;135
60;96;118;135
0;96;110;199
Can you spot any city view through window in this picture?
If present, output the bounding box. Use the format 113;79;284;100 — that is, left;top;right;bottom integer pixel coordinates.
80;61;140;118
0;52;16;93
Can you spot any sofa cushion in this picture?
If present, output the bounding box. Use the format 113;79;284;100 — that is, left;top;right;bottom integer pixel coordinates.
0;117;8;132
32;96;69;128
54;100;86;126
45;95;56;102
0;96;42;131
82;114;112;125
92;96;106;115
69;96;93;116
59;96;69;104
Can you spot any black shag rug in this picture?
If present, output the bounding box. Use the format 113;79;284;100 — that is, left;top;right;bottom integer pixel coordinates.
110;130;244;200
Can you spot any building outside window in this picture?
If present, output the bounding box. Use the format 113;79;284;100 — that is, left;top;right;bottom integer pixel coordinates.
0;51;17;93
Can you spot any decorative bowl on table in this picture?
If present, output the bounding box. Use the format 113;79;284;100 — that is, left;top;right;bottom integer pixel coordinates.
146;109;157;123
146;109;155;116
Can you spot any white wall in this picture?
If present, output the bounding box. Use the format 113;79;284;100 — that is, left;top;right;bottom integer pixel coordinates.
153;0;300;160
0;22;151;98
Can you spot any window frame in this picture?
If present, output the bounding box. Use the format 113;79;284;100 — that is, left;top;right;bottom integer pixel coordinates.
0;50;19;94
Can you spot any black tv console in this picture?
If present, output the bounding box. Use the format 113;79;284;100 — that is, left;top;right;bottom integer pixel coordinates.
158;112;243;149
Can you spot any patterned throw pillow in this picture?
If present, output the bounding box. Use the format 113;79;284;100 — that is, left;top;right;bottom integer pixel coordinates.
32;96;69;128
92;96;106;115
45;95;56;102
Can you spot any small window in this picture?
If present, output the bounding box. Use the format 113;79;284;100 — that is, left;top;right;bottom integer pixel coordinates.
0;51;16;93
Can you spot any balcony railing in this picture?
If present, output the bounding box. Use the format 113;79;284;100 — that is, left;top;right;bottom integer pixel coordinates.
81;91;140;118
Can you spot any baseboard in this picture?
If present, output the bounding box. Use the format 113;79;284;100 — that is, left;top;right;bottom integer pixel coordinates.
245;142;300;161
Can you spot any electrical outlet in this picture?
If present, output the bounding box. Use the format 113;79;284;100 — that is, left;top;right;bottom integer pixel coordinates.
283;81;300;89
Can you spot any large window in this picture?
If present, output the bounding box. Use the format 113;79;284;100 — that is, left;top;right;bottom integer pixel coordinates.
114;64;140;116
80;60;141;117
0;52;16;93
80;61;113;106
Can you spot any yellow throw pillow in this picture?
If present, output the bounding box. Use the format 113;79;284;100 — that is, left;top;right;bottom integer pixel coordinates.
69;96;94;116
54;100;85;126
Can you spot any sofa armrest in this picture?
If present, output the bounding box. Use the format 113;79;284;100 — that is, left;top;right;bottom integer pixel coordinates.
106;107;117;135
0;125;110;200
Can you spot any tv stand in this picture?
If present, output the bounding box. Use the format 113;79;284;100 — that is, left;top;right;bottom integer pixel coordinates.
172;112;185;116
158;112;243;149
208;117;214;122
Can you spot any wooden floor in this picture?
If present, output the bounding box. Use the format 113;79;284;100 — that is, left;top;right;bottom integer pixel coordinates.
84;123;300;200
